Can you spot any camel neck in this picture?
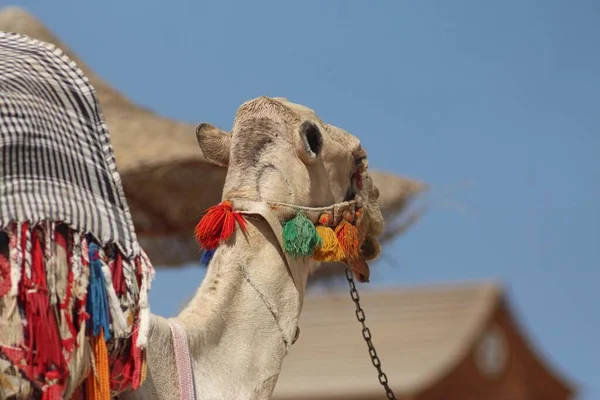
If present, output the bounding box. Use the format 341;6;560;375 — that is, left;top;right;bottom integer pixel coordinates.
173;219;305;399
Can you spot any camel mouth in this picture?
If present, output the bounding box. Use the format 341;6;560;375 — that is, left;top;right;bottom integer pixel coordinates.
348;258;370;283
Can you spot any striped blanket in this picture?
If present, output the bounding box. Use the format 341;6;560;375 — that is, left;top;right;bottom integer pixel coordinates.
0;32;153;399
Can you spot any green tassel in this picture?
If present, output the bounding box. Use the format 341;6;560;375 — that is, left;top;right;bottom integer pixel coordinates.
282;212;322;259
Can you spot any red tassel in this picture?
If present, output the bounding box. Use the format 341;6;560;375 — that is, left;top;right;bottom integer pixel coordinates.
195;200;247;250
0;252;10;296
131;327;143;389
25;229;65;382
111;251;126;296
42;371;62;400
108;324;141;393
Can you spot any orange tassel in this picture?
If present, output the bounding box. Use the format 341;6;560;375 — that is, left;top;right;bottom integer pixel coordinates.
86;328;111;400
195;201;247;250
335;221;360;261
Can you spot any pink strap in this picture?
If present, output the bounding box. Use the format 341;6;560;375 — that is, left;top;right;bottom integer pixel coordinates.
168;319;195;400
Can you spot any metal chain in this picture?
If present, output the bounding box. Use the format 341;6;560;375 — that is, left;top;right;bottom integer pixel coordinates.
345;268;397;400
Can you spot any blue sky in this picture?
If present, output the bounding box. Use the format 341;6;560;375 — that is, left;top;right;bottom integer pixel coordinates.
6;0;599;397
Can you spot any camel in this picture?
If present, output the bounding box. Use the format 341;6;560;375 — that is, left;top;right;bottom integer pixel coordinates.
120;96;384;400
0;32;384;399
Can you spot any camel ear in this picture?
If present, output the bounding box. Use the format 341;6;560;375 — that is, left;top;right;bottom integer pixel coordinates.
196;123;231;167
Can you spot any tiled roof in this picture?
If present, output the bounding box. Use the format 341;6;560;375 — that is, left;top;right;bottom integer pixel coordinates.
273;281;502;399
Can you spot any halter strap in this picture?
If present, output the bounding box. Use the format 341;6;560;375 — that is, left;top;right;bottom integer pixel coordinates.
229;197;363;302
168;319;195;400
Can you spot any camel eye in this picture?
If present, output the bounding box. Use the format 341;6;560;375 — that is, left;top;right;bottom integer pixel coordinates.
352;145;367;170
355;156;366;166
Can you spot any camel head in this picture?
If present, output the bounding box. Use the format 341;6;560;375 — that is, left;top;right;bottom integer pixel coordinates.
196;96;383;280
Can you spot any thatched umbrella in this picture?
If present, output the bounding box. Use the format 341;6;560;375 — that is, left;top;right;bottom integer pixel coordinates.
0;6;426;278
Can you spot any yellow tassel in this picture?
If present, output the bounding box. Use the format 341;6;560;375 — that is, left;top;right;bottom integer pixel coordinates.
313;226;345;262
86;328;111;400
335;221;360;261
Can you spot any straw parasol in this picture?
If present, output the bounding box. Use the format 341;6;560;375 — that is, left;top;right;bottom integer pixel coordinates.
0;7;427;277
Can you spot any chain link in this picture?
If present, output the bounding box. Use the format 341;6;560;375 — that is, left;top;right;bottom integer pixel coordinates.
345;268;397;400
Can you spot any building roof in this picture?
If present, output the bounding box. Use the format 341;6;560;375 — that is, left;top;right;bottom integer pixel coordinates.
272;281;573;399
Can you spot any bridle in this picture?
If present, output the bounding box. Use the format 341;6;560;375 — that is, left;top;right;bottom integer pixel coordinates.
169;193;397;400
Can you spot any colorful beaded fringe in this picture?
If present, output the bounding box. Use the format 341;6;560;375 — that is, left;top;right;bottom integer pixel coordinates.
0;222;153;399
195;200;363;266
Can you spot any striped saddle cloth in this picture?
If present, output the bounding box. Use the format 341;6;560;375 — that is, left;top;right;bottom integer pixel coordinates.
0;32;154;399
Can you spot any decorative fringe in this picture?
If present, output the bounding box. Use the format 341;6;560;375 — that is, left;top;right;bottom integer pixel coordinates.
0;249;22;346
136;253;154;349
282;213;322;259
1;224;24;346
121;258;138;310
71;232;86;301
10;223;22;297
335;221;360;261
0;222;152;398
56;231;77;359
86;328;110;400
131;327;144;390
43;221;57;306
200;248;216;266
109;251;126;298
22;224;32;280
99;251;128;338
86;243;112;341
195;200;247;250
25;228;65;384
0;252;10;297
64;321;90;398
313;226;345;262
42;370;62;400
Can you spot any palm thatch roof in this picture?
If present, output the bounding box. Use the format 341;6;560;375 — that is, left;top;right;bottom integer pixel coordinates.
0;7;427;277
